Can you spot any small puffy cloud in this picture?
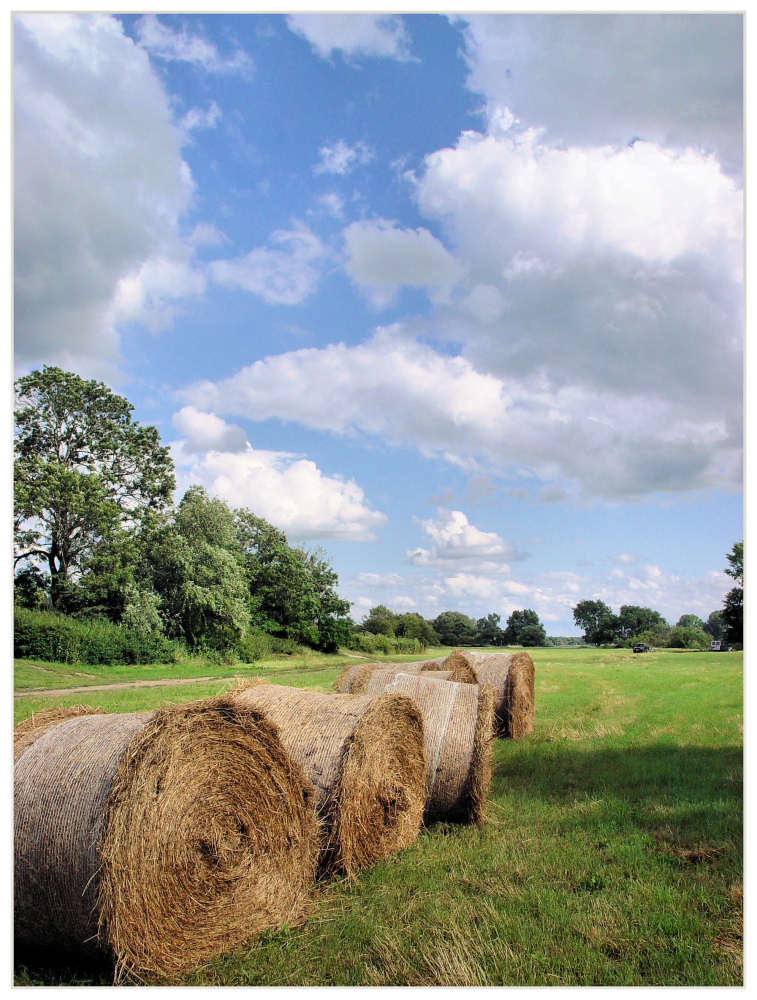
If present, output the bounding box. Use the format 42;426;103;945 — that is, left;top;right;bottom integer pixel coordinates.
344;219;464;306
181;101;222;135
315;140;373;176
209;224;327;305
616;553;636;564
407;509;525;567
314;193;345;219
171;406;246;453
286;13;412;62
135;14;253;75
171;438;386;543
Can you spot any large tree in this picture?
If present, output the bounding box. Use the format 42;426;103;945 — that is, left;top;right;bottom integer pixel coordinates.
504;608;543;645
722;541;743;645
148;487;250;651
573;599;619;646
617;605;667;641
475;612;506;646
234;508;350;651
432;610;477;646
14;366;174;608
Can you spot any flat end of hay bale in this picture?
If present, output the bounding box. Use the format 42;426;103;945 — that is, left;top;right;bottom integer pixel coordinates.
335;662;383;693
506;652;535;739
335;692;426;875
97;696;319;982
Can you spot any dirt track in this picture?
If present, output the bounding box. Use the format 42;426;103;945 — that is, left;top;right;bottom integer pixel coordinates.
15;675;238;698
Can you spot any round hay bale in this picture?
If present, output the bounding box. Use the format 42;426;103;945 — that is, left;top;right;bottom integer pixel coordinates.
361;671;494;825
338;659;475;694
230;682;426;875
334;661;379;693
14;705;104;762
442;650;535;738
14;698;319;982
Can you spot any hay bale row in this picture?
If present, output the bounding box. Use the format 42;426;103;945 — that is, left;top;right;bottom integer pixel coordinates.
360;671;494;825
15;653;510;981
14;698;319;982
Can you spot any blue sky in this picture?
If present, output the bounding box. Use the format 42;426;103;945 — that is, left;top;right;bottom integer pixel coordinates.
13;9;744;634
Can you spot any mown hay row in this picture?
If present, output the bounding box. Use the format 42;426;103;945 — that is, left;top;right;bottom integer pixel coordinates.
230;682;426;876
442;650;535;738
14;698;319;982
361;671;494;825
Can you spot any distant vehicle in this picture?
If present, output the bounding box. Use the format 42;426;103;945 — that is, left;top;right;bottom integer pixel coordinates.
633;643;650;653
710;640;731;652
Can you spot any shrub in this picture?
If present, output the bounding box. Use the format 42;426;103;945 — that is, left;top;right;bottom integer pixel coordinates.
14;607;179;665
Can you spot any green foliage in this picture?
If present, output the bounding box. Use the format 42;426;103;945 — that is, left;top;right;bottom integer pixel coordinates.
13;567;49;610
475;612;506;646
14;607;178;664
504;608;546;645
617;605;667;641
572;599;619;646
395;612;438;647
626;623;672;649
432;610;477;646
360;604;399;636
668;625;710;650
345;631;423;656
722;542;743;645
519;621;548;647
703;611;725;640
14;366;174;608
676;614;705;631
148;487;251;652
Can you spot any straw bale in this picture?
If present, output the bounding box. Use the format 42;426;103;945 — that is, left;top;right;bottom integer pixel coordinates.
230;682;426;875
14;705;104;762
14;698;319;982
337;658;475;694
361;671;494;824
443;650;535;738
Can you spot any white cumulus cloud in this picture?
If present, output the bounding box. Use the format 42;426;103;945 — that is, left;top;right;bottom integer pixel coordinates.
14;12;197;375
171;406;247;454
286;13;412;62
344;219;464;307
315;139;373;176
170;435;386;543
136;14;253;75
209;223;328;306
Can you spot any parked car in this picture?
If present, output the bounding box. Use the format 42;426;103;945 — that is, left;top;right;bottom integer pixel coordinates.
633;643;650;653
710;640;730;652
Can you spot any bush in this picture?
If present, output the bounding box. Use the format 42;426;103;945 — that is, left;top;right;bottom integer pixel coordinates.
345;632;422;656
14;607;179;665
668;625;710;650
235;629;273;663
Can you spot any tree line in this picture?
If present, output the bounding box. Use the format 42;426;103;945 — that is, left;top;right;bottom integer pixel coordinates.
572;544;743;650
357;605;549;648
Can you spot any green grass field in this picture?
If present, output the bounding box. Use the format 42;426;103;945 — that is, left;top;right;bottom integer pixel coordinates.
14;646;743;986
